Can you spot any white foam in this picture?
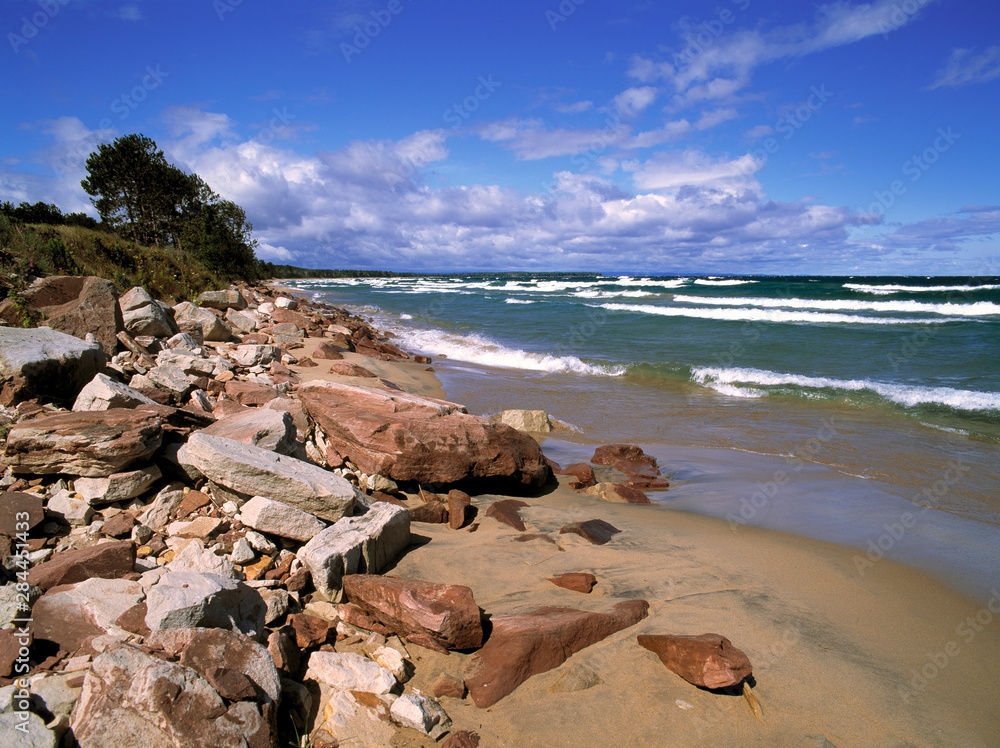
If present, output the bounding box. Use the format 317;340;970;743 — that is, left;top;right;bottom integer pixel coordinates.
598;303;958;325
574;289;656;298
693;279;759;286
672;294;1000;316
505;298;536;304
845;282;1000;294
393;328;625;376
691;366;1000;412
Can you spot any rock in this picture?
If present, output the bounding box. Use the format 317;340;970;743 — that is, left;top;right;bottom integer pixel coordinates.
145;363;194;399
465;600;649;708
31;577;145;653
557;462;597;489
447;489;472;530
147;627;281;703
443;731;481;748
291;614;330;649
367;645;410;682
559;519;621;545
0;491;44;536
143;571;266;638
321;690;395;746
70;644;274;748
166;541;240;580
232;344;279;367
548;572;597;593
225;309;259;335
46;488;94;525
10;275;123;355
485;498;529;531
177;434;356;522
119;286;178;338
390;692;451;738
306;651;397;694
166;332;199;350
199;409;296;455
547;663;603;693
173;301;232;342
267;631;299;675
327;361;377;378
223;380;277;406
273;296;297;310
74;465;162;505
298;380;552;488
262;397;310;439
155;349;215;377
0;326;105;407
592;444;669;490
101;512;135;538
0;710;56;748
27;540;136;591
297;503;410;599
72;373;159;411
311;342;344;360
585;482;652;505
230;538;256;565
409;498;449;524
637;633;753;689
239;496;327;543
3;409;162;477
494;409;552;433
342;574;483;652
196;289;248;311
0;629;24;678
432;672;467;699
29;671;85;720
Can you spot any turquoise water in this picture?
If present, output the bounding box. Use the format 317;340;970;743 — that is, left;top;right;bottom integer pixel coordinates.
287;274;1000;597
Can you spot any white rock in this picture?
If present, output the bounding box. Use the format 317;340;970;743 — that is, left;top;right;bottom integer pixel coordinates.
244;530;276;554
274;296;297;309
166;541;241;580
369;646;411;683
72;373;158;411
74;465;161;506
239;495;326;542
144;571;265;637
260;588;290;625
390;692;452;738
495;408;553;433
47;489;94;526
232;344;280;367
230;537;256;565
146;363;194;397
306;651;397;694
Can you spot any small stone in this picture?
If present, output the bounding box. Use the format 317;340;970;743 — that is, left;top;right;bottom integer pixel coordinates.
230;538;256;565
390;692;452;739
432;671;467;699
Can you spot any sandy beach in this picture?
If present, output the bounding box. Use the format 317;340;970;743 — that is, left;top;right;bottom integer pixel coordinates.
286;313;1000;748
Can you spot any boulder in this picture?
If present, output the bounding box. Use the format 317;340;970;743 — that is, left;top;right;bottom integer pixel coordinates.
12;275;123;354
223;380;278;407
27;540;136;591
557;462;597;489
464;600;650;708
493;409;552;433
70;644;274;748
305;651;397;694
145;363;195;399
409;498;449;524
0;326;105;407
119;286;178;338
298;380;552;488
232;345;279;367
390;692;452;738
3;409;162;477
239;496;326;543
443;731;481;748
143;571;266;638
485;499;529;531
559;519;621;546
548;572;597;593
225;309;258;335
342;575;483;652
311;342;344;360
172;301;232;342
30;577;145;652
72;373;158;411
326;361;377;378
637;633;753;689
196;289;248;311
591;444;669;490
198;409;296;455
297;502;410;599
176;434;356;522
47;488;95;525
74;465;162;505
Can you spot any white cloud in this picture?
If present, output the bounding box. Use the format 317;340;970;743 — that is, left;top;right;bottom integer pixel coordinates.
612;86;658;118
927;45;1000;89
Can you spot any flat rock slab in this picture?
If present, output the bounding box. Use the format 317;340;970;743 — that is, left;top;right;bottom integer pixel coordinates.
144;571;266;638
177;433;356;522
298;380;552;488
306;651;397;694
3;409;162;477
559;519;621;545
27;540;136;591
548;572;597;593
592;444;669;490
464;600;650;708
73;373;159;411
0;326;105;407
485;499;529;531
637;633;753;689
0;491;45;536
198;408;296;455
239;495;326;542
343;574;484;652
31;577;145;653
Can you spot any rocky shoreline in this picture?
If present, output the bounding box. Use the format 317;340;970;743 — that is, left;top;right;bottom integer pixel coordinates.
0;278;743;747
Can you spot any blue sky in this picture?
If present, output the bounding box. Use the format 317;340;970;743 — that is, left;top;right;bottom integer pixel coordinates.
2;0;999;274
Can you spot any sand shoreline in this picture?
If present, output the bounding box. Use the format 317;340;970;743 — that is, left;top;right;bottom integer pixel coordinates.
279;285;1000;747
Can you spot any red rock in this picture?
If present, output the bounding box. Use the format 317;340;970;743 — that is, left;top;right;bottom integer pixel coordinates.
285;567;311;594
297;357;319;368
224;380;278;407
173;489;213;520
443;731;481;748
312;342;345;360
591;444;669;490
336;603;392;636
291;614;330;649
267;631;300;675
0;491;44;536
559;519;620;545
485;499;529;531
601;483;652;505
409;499;449;524
465;600;650;708
343;574;484;652
327;361;377;378
3;410;162;477
413;355;432;365
432;672;467;699
100;512;135;538
447;489;472;530
548;572;597;593
11;275;123;355
114;602;151;636
0;628;26;677
637;633;753;689
557;462;597;489
298;381;552;488
27;540;136;591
